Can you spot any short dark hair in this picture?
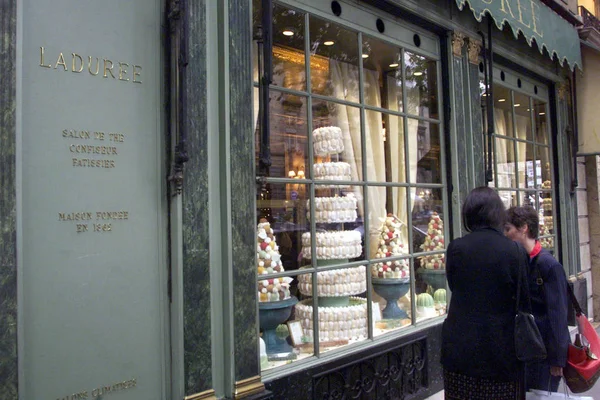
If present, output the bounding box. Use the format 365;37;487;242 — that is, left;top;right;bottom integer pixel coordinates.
506;206;539;239
462;187;506;232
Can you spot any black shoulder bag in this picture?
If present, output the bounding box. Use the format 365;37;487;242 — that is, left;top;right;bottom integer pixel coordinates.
514;243;547;363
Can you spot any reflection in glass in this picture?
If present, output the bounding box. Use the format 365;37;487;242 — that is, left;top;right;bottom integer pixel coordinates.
498;190;517;209
258;91;308;179
493;85;513;137
272;5;306;91
311;100;362;180
310;17;359;101
534;99;549;145
362;36;402;111
404;51;438;120
536;146;552;189
365;111;406;183
516;143;535;189
494;138;516;188
514;92;532;141
256;182;312;371
414;121;442;184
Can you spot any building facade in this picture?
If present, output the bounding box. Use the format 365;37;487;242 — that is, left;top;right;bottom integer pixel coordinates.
0;0;586;399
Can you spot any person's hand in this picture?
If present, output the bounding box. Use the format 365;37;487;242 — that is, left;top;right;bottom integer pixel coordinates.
550;366;563;376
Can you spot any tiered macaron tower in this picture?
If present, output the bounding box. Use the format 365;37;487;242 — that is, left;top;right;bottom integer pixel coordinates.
370;214;411;319
540;179;554;249
417;212;446;291
294;126;368;344
256;219;298;357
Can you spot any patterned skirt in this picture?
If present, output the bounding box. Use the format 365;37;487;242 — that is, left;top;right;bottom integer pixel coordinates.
444;369;523;400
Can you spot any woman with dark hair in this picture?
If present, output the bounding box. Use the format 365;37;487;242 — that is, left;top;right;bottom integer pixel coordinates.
442;187;529;400
505;205;570;393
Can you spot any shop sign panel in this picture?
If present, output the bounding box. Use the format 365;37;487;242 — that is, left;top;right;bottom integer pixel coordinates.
17;1;167;399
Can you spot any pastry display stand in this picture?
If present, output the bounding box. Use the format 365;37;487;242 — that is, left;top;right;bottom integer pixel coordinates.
258;296;298;359
416;268;446;292
371;277;410;319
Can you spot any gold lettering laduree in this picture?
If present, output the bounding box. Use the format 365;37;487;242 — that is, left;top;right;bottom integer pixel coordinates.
40;47;142;83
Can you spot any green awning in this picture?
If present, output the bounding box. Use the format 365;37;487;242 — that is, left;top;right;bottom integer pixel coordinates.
455;0;582;71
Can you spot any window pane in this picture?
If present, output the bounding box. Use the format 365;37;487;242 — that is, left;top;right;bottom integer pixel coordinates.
414;121;442;184
306;185;365;266
536;146;552;189
494;138;516;188
258;91;308;179
256;182;312;370
494;86;513;137
311;100;362;178
539;190;555;251
309;17;359;102
404;51;438;120
365;111;406;183
362;36;402;111
514;92;532;142
367;187;413;334
302;184;368;352
272;5;306;91
413;187;445;257
534;100;549;145
516;143;535;189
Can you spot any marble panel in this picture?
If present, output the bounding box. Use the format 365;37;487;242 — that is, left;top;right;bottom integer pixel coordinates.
469;62;485;188
0;1;18;398
228;0;259;382
183;0;212;394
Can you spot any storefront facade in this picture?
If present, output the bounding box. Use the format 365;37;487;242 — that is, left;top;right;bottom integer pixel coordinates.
0;0;584;399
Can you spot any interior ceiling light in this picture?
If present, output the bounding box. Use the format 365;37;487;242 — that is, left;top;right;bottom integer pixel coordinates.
526;109;530;111
498;98;506;102
282;30;294;36
324;40;335;46
389;63;399;68
539;112;546;115
514;104;520;107
413;71;423;76
362;54;369;59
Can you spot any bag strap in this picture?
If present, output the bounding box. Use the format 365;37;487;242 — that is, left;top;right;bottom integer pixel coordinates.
515;242;531;314
567;281;583;317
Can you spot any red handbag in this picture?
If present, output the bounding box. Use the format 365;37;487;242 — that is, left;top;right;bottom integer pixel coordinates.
564;287;600;393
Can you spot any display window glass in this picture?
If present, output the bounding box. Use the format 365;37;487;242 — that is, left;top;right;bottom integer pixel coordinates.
482;76;556;253
254;0;447;372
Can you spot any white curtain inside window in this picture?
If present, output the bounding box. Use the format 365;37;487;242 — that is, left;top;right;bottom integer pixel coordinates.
330;60;419;257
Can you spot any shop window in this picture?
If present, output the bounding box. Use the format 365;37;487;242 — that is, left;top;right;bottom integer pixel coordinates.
254;0;447;372
482;79;556;253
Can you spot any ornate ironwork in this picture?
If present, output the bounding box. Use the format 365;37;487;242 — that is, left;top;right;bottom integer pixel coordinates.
580;6;600;33
313;340;428;400
166;0;190;196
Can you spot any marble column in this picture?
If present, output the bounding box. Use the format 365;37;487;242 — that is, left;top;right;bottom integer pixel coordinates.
0;0;18;398
182;0;213;396
227;0;263;396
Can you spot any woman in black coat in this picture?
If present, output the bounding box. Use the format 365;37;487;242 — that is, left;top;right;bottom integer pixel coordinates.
442;187;529;400
505;205;570;392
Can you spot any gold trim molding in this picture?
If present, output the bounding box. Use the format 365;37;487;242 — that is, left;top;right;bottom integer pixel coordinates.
452;31;466;57
184;388;216;400
467;39;482;65
234;376;265;399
